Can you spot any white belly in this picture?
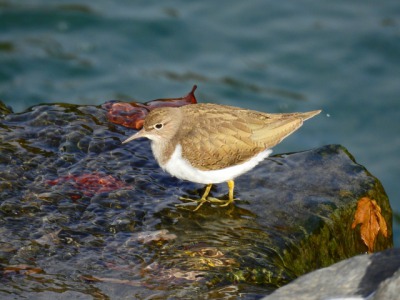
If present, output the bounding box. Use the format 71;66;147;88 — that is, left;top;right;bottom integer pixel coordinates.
161;144;272;184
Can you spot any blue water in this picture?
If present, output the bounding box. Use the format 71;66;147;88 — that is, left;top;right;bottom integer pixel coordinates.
1;0;399;250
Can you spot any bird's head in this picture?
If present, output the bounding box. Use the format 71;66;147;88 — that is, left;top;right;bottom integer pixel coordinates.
122;107;182;144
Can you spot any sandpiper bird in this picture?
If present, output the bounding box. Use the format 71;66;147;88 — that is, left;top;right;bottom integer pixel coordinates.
122;103;321;211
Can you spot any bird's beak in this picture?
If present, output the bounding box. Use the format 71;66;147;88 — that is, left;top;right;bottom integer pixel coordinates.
121;129;146;144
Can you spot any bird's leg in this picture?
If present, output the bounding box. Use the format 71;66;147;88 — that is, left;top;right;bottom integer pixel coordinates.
179;181;236;211
219;180;235;207
192;184;213;211
179;184;213;211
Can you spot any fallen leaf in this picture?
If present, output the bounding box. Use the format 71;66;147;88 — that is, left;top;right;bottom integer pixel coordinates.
102;85;198;129
351;197;388;252
80;275;141;286
35;229;62;246
2;264;44;275
128;229;177;244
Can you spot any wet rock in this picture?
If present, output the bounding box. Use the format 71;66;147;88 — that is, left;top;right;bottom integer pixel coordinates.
0;102;392;299
374;266;400;300
0;100;13;116
263;248;400;300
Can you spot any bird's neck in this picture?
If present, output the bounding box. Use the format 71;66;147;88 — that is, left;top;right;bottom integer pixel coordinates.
151;138;178;167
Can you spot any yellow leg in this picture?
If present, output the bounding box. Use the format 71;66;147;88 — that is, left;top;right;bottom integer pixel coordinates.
219;180;235;207
179;181;236;211
192;184;213;211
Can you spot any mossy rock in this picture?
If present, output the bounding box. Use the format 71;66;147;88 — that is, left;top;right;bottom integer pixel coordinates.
0;103;392;299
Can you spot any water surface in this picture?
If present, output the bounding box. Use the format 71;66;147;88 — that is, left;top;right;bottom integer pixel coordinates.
1;0;399;261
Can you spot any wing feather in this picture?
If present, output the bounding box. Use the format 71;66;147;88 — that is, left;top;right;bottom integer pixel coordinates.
178;104;319;170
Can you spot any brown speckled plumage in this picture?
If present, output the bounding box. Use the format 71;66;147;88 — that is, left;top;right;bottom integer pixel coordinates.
132;103;320;170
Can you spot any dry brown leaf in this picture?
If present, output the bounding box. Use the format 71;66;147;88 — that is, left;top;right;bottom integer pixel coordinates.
80;275;141;286
351;197;388;252
3;264;43;275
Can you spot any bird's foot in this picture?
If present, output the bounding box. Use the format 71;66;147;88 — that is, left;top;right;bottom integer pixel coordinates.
179;196;208;211
178;182;237;211
216;197;236;207
179;196;236;211
204;196;227;204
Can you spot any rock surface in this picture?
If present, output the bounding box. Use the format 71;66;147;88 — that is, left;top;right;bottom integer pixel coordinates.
263;248;400;300
0;101;393;299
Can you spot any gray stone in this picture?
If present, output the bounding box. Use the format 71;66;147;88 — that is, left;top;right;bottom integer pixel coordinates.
263;248;400;300
373;268;400;300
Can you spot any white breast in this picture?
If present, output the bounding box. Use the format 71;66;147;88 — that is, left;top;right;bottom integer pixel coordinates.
161;144;272;184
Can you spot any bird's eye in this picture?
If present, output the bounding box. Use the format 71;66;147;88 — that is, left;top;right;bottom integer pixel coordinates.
154;123;163;130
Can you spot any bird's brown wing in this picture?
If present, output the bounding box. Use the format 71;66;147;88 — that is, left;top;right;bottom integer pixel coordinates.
179;104;316;170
